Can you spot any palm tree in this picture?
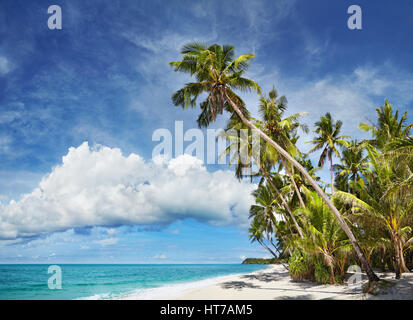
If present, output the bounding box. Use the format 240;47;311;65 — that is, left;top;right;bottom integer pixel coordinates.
308;112;350;194
169;42;380;282
384;136;413;201
294;156;324;191
248;217;278;258
335;146;412;279
218;102;305;238
359;99;412;150
249;182;292;270
293;190;351;284
333;140;369;194
257;87;309;208
248;217;290;271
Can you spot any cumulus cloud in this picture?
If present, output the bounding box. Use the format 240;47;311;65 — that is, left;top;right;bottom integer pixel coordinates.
0;57;12;75
0;142;255;239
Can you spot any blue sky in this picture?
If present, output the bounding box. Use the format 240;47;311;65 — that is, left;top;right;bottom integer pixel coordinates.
0;0;412;263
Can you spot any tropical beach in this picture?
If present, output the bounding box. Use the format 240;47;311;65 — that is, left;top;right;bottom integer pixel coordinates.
114;264;413;300
0;1;412;303
167;42;413;291
172;265;413;300
174;265;365;300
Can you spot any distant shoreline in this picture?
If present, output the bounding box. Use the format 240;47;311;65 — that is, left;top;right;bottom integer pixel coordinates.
241;258;281;264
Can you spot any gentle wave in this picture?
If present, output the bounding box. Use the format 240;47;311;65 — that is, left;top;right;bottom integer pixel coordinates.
0;264;271;300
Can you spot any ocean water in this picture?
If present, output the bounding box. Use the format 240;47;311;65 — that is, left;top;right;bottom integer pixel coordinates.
0;264;269;300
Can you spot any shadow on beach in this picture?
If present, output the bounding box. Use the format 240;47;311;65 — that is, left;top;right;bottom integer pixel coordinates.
219;269;365;299
220;281;260;290
217;267;413;300
240;271;287;282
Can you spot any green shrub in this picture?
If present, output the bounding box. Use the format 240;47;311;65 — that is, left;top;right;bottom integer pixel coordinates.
288;250;313;281
314;261;330;284
334;274;345;284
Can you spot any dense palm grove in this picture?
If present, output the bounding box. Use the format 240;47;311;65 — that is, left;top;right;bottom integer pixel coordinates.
170;43;412;284
249;100;412;284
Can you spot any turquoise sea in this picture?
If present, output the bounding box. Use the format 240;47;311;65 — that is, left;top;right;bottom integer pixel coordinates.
0;264;269;300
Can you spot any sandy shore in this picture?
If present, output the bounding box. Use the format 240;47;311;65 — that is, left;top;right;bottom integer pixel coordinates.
166;265;413;300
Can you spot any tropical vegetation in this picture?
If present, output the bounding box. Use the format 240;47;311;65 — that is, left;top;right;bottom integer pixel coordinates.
170;43;412;286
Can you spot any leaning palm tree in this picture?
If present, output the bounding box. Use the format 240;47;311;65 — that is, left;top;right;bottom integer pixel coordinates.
248;217;278;258
308;112;350;194
249;183;292;271
257;87;309;208
169;42;379;282
219;118;304;238
248;216;290;271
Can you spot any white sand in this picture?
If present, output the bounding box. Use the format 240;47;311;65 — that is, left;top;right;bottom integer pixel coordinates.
165;265;413;300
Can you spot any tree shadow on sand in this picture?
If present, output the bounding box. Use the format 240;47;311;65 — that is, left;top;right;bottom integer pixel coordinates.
368;274;413;300
241;272;286;282
220;281;260;290
220;271;364;297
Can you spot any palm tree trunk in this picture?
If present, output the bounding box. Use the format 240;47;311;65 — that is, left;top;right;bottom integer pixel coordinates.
280;156;306;208
399;245;409;273
330;154;334;194
226;93;380;283
258;239;278;258
352;173;356;195
257;238;289;271
394;235;409;278
275;203;295;236
271;243;290;271
259;167;304;238
394;236;402;279
328;263;335;284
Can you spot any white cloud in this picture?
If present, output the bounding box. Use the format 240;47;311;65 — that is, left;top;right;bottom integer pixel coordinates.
94;237;118;246
154;253;167;259
106;228;117;235
0;136;12;154
0;57;12;75
168;229;180;235
0;142;255;239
